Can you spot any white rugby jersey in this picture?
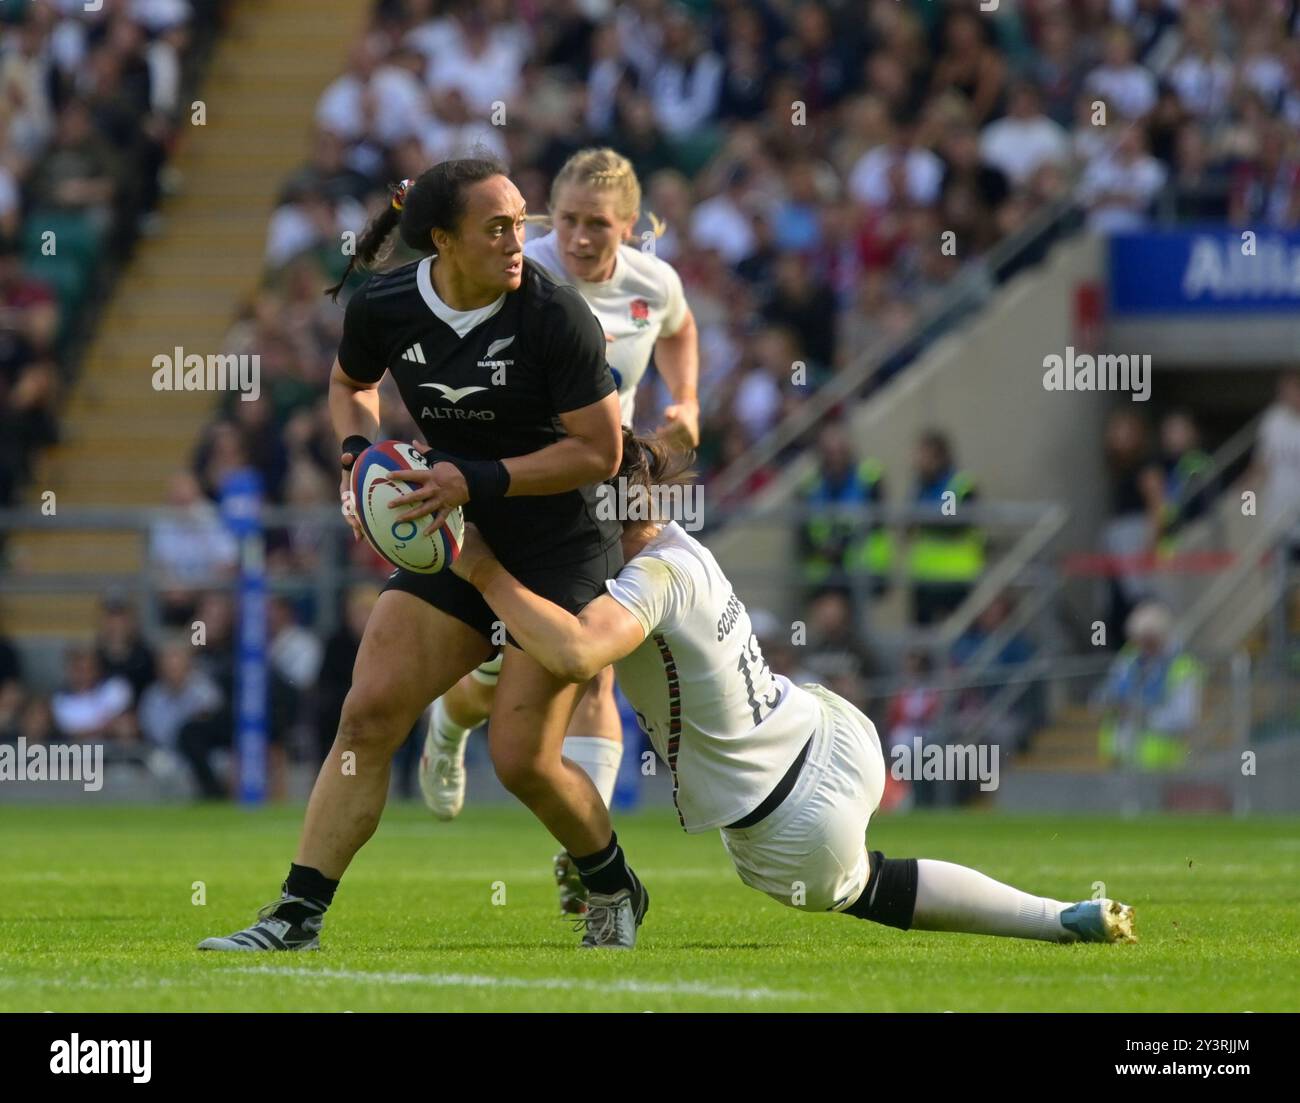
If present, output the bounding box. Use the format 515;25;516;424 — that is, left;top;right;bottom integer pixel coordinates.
604;522;821;832
524;231;688;426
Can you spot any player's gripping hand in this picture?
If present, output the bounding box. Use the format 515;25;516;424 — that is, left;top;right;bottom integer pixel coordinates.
658;397;700;449
339;449;363;542
386;440;470;537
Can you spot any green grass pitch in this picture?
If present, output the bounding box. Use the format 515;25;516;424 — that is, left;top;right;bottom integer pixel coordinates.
0;804;1296;1012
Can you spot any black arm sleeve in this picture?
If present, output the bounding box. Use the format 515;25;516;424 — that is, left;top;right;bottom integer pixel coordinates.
541;284;616;415
336;287;387;384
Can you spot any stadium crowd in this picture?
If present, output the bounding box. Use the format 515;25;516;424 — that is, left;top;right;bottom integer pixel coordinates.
4;0;1300;797
0;0;225;508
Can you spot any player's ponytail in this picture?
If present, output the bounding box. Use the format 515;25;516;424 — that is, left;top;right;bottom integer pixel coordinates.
325;154;508;301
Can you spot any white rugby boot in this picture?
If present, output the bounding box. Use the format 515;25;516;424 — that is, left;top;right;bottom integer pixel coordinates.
418;719;467;821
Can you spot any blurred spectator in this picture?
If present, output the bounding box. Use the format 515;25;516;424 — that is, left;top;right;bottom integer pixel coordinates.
1244;370;1300;539
762;252;838;374
1084;25;1156;121
1101;409;1164;638
1028;13;1085;127
907;429;984;625
137;636;225;795
647;7;724;141
0;235;58;361
267;595;323;691
939;123;1010;253
18;694;56;744
25;98;121;241
1227;118;1300;228
1154;410;1214;543
979;81;1070;188
187;589;293;799
1093;601;1202;769
1077;122;1167;233
0;357;60;508
796;421;889;598
951;591;1042;757
282;128;374;207
1165;7;1233;121
929;7;1007;126
885;648;941;809
94;596;156;705
150;470;238;625
1158;121;1230;222
731;325;802;444
426;13;525;117
50;645;134;743
800;589;874;708
0;629;21;742
690;164;757;264
848;108;943;210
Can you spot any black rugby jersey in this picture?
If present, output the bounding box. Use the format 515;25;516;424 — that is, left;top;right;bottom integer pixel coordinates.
337;255;622;569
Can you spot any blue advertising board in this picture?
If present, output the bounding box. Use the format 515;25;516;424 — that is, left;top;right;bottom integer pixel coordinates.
1109;229;1300;315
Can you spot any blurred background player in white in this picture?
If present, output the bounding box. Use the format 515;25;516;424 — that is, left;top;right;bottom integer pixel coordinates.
419;148;700;914
449;431;1138;947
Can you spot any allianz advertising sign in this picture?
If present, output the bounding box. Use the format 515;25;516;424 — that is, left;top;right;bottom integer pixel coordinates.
1110;229;1300;314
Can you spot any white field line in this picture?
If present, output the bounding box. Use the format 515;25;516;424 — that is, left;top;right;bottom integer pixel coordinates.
0;968;814;1003
227;965;813;1002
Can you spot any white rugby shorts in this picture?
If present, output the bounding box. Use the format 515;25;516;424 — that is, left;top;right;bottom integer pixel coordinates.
719;683;885;913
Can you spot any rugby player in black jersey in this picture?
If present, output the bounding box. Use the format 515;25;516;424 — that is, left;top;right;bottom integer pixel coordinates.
199;158;648;951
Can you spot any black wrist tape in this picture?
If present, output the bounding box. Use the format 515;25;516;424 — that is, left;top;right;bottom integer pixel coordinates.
449;458;511;501
340;435;372;469
419;448;508;501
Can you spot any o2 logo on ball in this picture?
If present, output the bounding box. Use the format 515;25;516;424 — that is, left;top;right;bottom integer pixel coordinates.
351;441;462;574
389;517;419;550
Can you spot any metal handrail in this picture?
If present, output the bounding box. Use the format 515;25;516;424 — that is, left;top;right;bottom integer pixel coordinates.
707;193;1083;506
1174;506;1299;649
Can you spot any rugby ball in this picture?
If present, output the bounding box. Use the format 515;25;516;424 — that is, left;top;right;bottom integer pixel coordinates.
350;441;464;574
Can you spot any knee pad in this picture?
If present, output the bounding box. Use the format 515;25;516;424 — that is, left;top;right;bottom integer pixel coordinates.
845;849;918;930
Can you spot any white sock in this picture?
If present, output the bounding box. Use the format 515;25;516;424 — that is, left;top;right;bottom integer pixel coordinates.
431;698;471;752
562;735;623;807
912;859;1070;942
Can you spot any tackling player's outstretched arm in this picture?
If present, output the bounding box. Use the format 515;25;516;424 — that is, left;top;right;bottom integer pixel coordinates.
453;524;644;682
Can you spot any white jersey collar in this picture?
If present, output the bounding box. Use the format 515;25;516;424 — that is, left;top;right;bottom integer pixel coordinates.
417;255;506;338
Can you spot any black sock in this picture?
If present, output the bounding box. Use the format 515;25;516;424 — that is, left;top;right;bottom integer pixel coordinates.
571;832;637;897
279;863;339;924
843;850;917;930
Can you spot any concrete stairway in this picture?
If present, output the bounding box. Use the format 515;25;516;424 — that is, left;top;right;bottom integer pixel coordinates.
3;0;366;637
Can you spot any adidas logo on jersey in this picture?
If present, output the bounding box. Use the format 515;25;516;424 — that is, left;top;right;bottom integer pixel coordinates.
401;343;426;364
